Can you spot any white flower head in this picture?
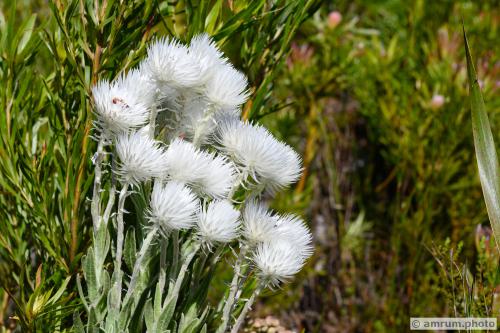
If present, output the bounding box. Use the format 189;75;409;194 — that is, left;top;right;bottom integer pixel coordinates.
242;201;277;245
252;240;306;287
163;138;208;184
188;34;228;83
115;131;168;185
164;138;236;198
197;153;236;199
216;119;302;191
143;37;204;89
149;180;199;234
197;200;240;244
205;63;249;109
92;69;153;135
274;214;313;260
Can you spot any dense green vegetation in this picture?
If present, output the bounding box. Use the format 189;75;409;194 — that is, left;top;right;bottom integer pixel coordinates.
0;0;499;332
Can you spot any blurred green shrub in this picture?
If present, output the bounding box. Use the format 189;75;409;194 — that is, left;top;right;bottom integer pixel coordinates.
260;0;500;331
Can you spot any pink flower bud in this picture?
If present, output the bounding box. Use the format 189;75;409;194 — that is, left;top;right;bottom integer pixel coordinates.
328;11;342;28
430;94;445;109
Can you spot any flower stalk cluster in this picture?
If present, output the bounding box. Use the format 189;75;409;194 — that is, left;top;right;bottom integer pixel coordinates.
77;34;313;333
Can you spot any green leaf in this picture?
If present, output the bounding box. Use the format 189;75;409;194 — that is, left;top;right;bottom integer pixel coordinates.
82;251;98;301
16;14;37;55
73;311;85;333
205;0;223;34
144;299;154;332
123;227;137;272
465;27;500;252
47;276;71;305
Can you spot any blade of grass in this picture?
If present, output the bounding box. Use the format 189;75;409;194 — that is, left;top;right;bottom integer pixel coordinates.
465;27;500;252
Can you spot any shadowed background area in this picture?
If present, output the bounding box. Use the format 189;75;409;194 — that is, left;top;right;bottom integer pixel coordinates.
0;0;499;332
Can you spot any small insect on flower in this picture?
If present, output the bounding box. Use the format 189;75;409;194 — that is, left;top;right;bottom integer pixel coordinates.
197;200;240;245
204;63;250;110
115;131;168;185
274;214;314;260
216;119;303;191
92;69;154;136
242;201;277;245
143;37;204;89
149;181;200;235
252;240;306;288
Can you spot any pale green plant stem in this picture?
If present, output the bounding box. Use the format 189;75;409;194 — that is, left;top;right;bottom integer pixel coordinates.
123;225;158;305
234;263;253;304
149;106;157;138
192;248;209;286
230;283;264;333
165;242;200;306
112;182;129;311
170;230;180;280
192;104;216;147
102;146;116;225
91;138;105;231
159;238;169;293
102;182;116;225
228;170;246;199
217;244;248;333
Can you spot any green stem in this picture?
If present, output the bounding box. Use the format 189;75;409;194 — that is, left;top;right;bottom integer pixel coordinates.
159;237;169;294
123;226;158;305
112;182;129;311
91;138;105;232
192;104;216;147
165;242;200;307
230;283;263;333
217;244;248;333
149;106;157;138
170;230;180;280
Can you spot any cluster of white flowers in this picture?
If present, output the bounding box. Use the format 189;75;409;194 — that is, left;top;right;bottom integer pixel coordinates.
91;34;313;299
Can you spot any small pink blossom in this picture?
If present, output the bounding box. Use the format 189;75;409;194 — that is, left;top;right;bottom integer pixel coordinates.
327;11;342;28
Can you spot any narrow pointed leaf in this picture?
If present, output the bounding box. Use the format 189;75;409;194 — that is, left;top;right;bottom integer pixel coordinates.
465;28;500;251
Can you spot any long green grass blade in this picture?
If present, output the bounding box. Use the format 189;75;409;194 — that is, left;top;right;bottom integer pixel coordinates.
465;28;500;251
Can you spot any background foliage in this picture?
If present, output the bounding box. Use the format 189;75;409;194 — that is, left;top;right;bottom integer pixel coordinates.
0;0;499;332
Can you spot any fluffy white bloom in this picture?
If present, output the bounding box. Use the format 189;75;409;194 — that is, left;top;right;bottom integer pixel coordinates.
164;138;236;198
163;138;208;184
205;64;249;109
252;240;306;287
149;181;199;234
197;153;236;198
188;34;228;82
143;38;203;89
92;69;154;135
274;214;313;259
216;120;302;191
197;200;240;244
242;201;277;244
115;132;168;185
